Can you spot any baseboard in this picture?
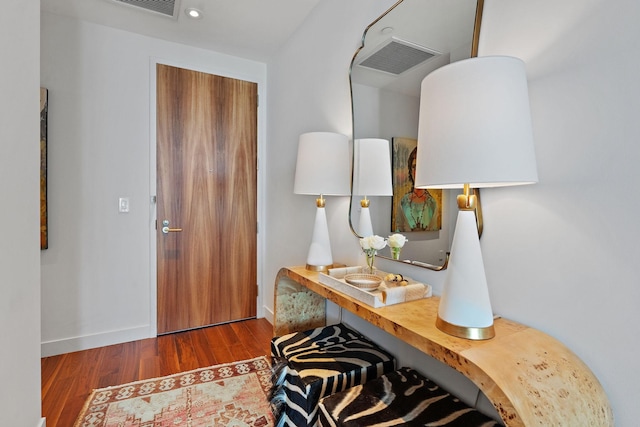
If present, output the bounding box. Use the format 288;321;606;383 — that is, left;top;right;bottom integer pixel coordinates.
41;325;151;357
41;313;275;357
37;417;46;427
263;306;274;325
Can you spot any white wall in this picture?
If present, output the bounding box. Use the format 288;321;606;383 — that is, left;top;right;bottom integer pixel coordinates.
266;0;639;424
477;1;640;425
0;0;43;425
40;12;267;356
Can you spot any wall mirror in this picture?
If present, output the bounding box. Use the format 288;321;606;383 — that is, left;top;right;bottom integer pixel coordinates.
349;0;484;270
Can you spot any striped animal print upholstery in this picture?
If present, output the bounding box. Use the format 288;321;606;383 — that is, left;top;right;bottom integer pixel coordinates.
270;324;396;427
317;367;501;426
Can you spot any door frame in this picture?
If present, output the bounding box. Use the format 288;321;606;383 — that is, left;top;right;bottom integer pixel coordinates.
148;57;266;337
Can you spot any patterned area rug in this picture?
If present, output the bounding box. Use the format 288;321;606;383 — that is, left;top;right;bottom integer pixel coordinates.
74;356;274;427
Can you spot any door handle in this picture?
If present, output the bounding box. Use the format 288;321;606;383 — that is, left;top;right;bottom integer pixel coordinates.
162;226;183;234
161;220;183;234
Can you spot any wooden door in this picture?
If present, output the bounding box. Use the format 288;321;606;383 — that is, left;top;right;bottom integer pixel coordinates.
156;64;257;334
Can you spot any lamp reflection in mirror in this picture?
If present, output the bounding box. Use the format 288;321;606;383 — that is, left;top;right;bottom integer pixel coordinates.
415;56;538;340
352;138;393;237
294;132;351;272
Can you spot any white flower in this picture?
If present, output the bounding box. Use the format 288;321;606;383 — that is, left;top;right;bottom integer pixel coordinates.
387;233;408;248
360;235;387;252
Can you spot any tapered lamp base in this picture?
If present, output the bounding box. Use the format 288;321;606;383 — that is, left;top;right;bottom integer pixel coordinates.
358;205;374;237
305;205;333;272
437;209;495;340
436;316;495;340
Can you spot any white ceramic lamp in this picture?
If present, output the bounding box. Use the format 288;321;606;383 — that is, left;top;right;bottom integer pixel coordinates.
294;132;351;271
415;56;538;340
352;138;393;237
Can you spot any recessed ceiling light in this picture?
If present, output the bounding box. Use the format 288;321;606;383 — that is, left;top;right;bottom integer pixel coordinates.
185;7;203;19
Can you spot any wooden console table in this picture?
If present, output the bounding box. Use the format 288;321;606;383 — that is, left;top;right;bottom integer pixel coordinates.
273;266;613;427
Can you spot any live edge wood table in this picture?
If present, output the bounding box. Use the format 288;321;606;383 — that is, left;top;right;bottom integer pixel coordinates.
273;266;613;427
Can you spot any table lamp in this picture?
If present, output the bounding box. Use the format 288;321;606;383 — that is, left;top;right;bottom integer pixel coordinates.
294;132;351;272
352;138;393;237
415;56;538;340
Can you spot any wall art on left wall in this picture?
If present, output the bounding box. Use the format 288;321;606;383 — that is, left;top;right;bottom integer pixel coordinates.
40;87;48;250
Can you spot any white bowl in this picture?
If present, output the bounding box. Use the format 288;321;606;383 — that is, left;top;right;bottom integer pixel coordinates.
344;273;382;290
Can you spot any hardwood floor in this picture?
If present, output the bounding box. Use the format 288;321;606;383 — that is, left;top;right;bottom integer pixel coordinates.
41;318;274;427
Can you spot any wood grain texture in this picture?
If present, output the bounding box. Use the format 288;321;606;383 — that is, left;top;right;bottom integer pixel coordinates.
41;318;273;427
156;64;258;333
273;276;326;336
273;267;614;427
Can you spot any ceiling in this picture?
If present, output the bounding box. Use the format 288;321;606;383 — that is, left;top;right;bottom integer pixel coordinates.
41;0;322;62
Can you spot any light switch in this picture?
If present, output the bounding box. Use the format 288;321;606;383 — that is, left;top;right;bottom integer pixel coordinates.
119;197;130;213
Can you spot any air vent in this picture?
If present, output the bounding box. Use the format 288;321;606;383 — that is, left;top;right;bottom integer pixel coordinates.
108;0;180;18
358;38;439;75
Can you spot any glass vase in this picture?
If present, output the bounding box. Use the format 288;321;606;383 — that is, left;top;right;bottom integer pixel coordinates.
391;247;401;260
365;252;376;274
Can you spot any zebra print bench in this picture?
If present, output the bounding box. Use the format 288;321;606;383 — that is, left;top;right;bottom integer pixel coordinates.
270;323;396;427
317;367;501;426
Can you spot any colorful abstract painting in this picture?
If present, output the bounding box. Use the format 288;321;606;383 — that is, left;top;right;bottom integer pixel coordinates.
391;137;442;232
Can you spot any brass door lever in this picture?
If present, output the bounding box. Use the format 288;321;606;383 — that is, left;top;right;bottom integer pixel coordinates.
161;220;183;234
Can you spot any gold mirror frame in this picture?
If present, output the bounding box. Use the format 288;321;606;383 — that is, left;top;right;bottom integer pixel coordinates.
348;0;485;271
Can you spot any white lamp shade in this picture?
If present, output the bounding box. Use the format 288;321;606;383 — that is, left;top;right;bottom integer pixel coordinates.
352;138;393;196
415;56;538;189
294;132;351;196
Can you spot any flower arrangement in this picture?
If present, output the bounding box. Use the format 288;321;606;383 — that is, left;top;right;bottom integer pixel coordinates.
387;233;408;260
359;235;387;273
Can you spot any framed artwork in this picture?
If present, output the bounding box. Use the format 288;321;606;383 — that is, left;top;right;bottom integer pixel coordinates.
391;137;442;232
41;87;48;250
